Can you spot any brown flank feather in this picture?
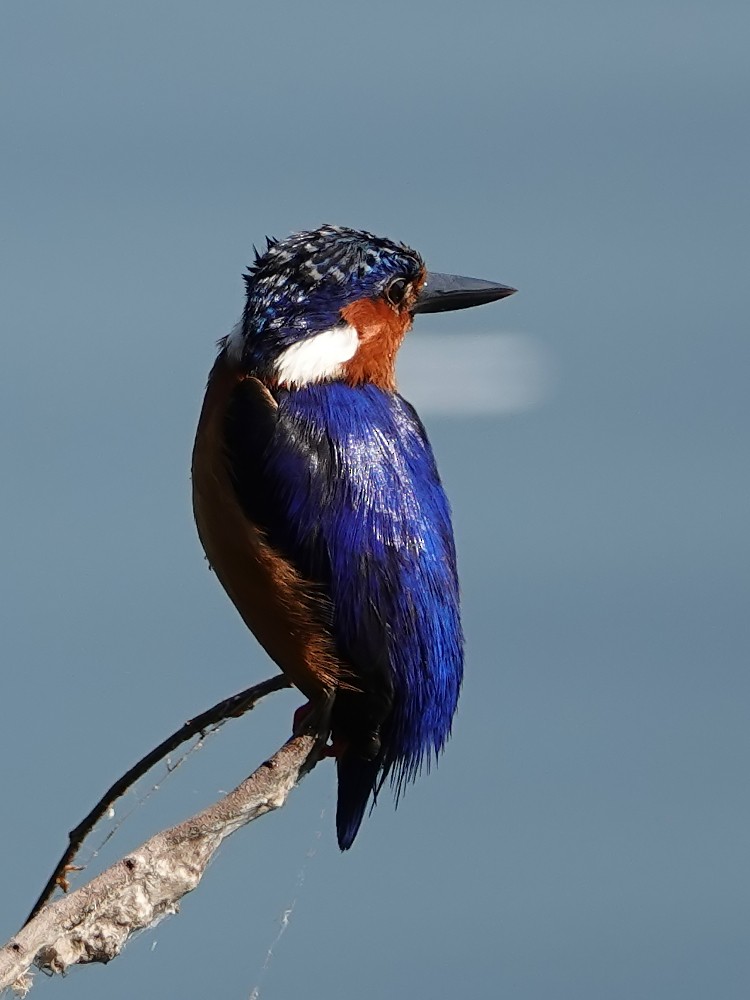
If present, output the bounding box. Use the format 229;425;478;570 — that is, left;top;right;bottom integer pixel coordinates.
191;355;345;698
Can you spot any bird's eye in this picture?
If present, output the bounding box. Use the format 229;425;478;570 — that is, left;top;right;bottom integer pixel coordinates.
385;277;409;307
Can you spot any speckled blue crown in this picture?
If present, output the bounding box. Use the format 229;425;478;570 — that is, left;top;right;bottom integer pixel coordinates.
241;225;423;358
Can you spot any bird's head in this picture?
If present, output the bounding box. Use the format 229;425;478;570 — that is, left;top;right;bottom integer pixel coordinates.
224;224;515;391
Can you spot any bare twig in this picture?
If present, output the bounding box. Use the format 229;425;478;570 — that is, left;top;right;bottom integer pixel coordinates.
26;674;291;924
0;730;324;995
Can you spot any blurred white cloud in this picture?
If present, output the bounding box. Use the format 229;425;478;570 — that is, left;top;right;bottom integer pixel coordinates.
397;331;555;416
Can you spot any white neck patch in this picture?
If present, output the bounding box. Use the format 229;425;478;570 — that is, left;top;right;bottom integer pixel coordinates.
275;324;359;387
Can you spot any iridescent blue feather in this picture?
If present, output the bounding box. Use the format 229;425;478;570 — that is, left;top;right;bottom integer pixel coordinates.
224;379;463;847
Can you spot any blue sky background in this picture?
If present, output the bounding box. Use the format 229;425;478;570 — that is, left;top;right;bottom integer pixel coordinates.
1;2;748;998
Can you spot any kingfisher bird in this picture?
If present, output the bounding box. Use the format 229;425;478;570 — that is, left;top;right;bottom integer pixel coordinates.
192;225;515;849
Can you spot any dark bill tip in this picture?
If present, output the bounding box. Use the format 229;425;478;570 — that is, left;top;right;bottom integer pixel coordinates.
413;271;517;314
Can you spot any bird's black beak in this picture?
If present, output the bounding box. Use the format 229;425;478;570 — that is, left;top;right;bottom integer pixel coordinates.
413;271;516;314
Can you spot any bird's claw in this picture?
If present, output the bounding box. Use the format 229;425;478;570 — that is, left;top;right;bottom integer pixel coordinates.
292;691;335;743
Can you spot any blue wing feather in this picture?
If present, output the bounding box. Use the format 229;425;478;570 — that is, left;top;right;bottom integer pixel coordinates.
224;379;463;845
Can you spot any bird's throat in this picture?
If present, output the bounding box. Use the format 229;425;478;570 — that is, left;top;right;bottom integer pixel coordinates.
340;298;412;392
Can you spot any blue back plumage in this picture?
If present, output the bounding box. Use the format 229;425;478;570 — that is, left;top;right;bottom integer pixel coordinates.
272;383;462;774
224;378;463;845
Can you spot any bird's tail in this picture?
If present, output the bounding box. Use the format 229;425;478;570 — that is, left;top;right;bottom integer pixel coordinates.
335;752;382;850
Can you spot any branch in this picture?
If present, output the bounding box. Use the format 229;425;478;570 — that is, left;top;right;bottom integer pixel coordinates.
25;674;291;924
0;730;325;995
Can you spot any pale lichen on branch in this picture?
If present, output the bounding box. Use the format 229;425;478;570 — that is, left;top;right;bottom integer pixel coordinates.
0;730;324;995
